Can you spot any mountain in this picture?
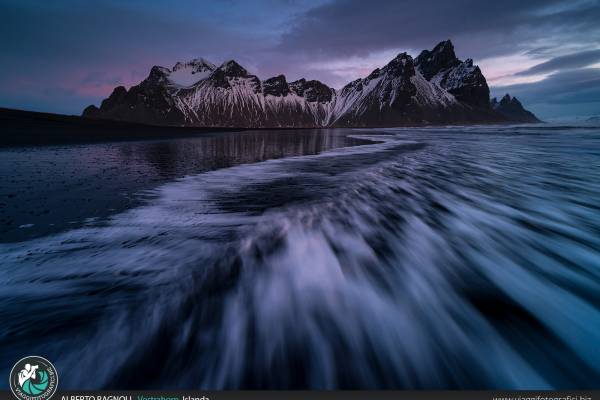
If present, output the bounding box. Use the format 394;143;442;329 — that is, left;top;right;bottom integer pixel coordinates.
330;41;500;127
83;40;539;127
491;94;541;123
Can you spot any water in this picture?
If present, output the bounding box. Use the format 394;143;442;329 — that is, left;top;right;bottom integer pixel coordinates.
0;129;365;242
1;125;599;389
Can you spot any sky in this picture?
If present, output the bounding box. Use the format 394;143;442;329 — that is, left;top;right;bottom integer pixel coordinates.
1;0;599;119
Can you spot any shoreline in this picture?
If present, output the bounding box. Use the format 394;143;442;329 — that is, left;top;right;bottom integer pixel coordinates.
0;107;542;147
0;107;247;147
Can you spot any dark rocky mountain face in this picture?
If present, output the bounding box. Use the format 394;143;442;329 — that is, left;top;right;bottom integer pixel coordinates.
415;41;490;108
208;60;261;92
83;40;539;127
491;94;540;123
263;75;290;97
330;53;424;127
330;50;506;127
83;67;185;125
414;40;461;80
219;60;248;77
289;79;335;102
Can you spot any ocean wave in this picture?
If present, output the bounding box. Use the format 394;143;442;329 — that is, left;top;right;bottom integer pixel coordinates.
1;127;599;388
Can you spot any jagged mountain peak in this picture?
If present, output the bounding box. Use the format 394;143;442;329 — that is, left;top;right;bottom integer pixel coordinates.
266;74;287;81
206;59;258;90
167;58;216;87
149;65;170;78
391;52;413;61
150;65;170;74
497;93;525;107
144;66;171;86
288;78;334;102
415;40;461;80
98;85;128;111
432;39;455;55
217;60;248;77
415;41;489;108
382;52;415;78
492;93;540;123
290;78;306;85
359;53;414;85
172;58;216;72
111;86;128;97
263;75;290;97
426;40;457;65
83;39;540;127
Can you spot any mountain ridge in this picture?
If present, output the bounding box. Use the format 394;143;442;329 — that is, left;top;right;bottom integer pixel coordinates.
83;40;540;127
491;94;540;123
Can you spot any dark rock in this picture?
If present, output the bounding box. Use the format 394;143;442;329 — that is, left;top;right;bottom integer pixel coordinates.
289;79;334;102
82;105;100;118
172;58;215;74
99;86;128;110
83;43;540;127
209;60;251;89
82;68;185;125
440;59;490;108
492;94;541;123
415;40;460;80
383;53;416;79
146;66;170;85
416;41;490;108
331;53;420;127
263;75;290;97
218;60;248;77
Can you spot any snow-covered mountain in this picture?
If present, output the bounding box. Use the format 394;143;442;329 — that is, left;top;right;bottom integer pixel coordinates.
83;40;539;127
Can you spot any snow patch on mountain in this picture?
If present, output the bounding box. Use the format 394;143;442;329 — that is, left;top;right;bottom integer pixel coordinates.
83;40;540;127
411;71;457;107
168;58;216;88
169;68;212;87
432;59;477;91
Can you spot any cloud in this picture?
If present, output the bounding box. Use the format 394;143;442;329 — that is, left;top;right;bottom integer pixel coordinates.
1;0;599;116
492;67;600;118
494;68;600;104
516;49;600;76
272;0;600;107
0;0;308;113
278;0;600;61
